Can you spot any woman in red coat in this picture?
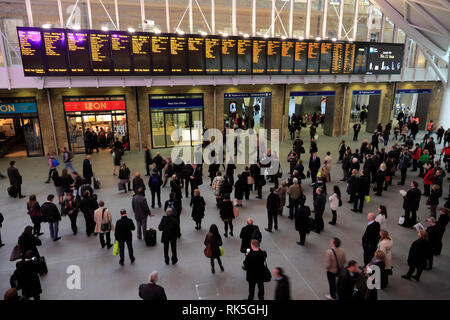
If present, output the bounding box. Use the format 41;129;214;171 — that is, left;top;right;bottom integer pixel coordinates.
423;167;436;197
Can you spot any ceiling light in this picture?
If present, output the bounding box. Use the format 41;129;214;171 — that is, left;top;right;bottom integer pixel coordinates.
331;37;337;42
42;24;52;29
281;35;287;40
243;33;249;38
128;27;135;33
154;28;161;34
200;31;207;36
177;29;185;35
72;25;80;30
101;26;108;32
349;38;354;42
222;32;228;37
263;34;269;38
316;37;321;41
299;36;304;40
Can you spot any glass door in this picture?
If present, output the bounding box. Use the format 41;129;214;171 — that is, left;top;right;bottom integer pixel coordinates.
164;111;192;147
21;118;43;156
67;116;85;153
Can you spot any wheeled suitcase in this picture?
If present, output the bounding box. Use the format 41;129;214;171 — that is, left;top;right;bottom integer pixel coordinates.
118;182;125;191
38;256;48;276
144;228;157;246
93;178;101;190
8;186;18;198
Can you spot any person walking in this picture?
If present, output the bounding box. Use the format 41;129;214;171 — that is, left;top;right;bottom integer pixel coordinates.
353;169;370;213
51;169;64;205
243;239;267;301
204;224;224;273
265;187;280;232
144;146;152;176
337;260;359;300
40;194;61;241
313;187;326;233
26;195;43;236
131;187;151;240
44;153;57;183
94;200;114;249
294;202;311;246
425;217;440;270
18;226;42;259
190;189;206;230
325;238;346;300
239;218;262;254
112;147;122;176
362;213;381;266
79;190;99;237
428;184;441;219
328;185;341;225
114;209;136;266
149;168;163;208
62;192;79;235
15;250;42;300
7;161;25;198
401;230;430;282
82;155;93;185
273;267;290;300
139;271;167;300
219;194;235;238
158;208;180;265
118;163;131;193
62;147;77;174
234;174;246;207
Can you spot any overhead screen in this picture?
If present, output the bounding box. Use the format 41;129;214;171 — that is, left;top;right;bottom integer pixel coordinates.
17;27;404;77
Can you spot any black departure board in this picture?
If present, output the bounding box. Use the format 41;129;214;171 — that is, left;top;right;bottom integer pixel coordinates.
205;37;221;74
252;39;267;74
237;39;252;74
111;31;132;74
42;29;68;75
188;36;205;74
331;42;344;74
132;33;151;74
152;35;170;74
89;31;112;74
221;37;237;74
307;41;320;74
366;43;403;74
319;42;332;74
354;43;368;74
170;36;187;74
267;39;281;74
17;27;46;76
281;40;294;74
343;43;355;74
294;41;307;74
66;30;91;75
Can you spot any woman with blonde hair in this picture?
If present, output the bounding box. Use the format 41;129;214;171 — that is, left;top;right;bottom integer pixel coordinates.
377;229;393;288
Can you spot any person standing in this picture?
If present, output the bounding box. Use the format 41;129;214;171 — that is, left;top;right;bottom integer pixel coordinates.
294;201;310;246
243;239;267;301
118;163;131;193
401;230;430;282
325;238;346;300
139;271;167;300
276;181;287;216
239;218;262;254
114;209;136;266
377;230;393;288
112;147;122;176
26;195;43;236
328;185;341;225
144;146;152;176
265;187;280;232
313;187;326;233
398;150;411;185
7;161;25;198
190;189;206;230
62;192;79;235
250;162;263;199
362;213;380;266
131;187;151;240
62;147;77;174
149;168;163;208
152;152;165;177
94;200;114;249
158;208;180;265
353;121;361;141
132;172;145;195
308;152;321;183
353;169;370;213
219;194;235;238
18;226;42;259
287;178;301;220
82;155;93;185
425;217;440;269
79;190;98;237
40;194;61;241
402;181;422;227
204;224;224;273
273;267;290;300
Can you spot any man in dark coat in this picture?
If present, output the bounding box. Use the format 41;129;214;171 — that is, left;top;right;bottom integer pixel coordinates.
79;190;98;236
131;187;152;240
82;155;93;185
402;230;430;281
425;217;441;269
158;208;180;265
308;152;321;183
273;267;290;300
114;209;136;266
250;162;263;199
402;181;422;227
337;260;359;300
7;161;25;198
149;169;163;208
362;213;380;266
353;121;361;141
152;152;164;176
189;164;203;198
243;239;267;300
139;271;167;300
295;203;311;245
40;194;62;241
144;147;152;176
353;169;370;213
132;172;146;195
313;187;326;233
239;218;262;254
265;188;280;232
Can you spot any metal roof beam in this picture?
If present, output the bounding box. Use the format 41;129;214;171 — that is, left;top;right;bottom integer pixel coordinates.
406;0;450;37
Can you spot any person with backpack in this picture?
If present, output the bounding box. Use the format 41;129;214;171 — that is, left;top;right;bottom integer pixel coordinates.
62;147;77;174
328;185;341;225
132;187;152;240
158;208;180;265
204;224;224;274
61;192;79;235
149;168;163;208
26;195;43;237
40;194;61;241
190;189;206;230
325;238;346;300
94;200;114;249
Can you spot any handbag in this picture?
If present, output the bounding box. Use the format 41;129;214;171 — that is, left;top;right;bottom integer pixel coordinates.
10;245;22;261
233;206;239;218
204;244;213;258
101;208;111;232
365;195;371;203
52;158;60;167
219;246;224;256
263;260;272;283
113;241;119;256
398;216;405;225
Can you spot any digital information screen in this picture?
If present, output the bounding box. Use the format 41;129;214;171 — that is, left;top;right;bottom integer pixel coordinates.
66;30;91;75
354;43;368;74
331;42;344;74
237;39;252;74
187;36;205;74
294;41;308;74
132;33;151;74
221;37;237;74
42;29;68;75
111;32;132;74
152;35;170;74
319;42;332;74
205;37;221;74
367;43;403;74
17;27;46;76
170;36;187;74
89;31;112;74
343;43;356;74
281;40;294;74
267;39;281;74
307;41;320;74
252;39;267;74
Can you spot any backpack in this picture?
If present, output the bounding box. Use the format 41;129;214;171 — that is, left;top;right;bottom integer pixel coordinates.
151;175;160;187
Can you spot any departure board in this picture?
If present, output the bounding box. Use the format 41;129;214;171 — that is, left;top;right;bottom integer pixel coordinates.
152;35;170;74
331;42;344;74
280;40;294;74
343;43;356;74
66;30;91;75
42;29;68;75
252;39;267;74
307;41;320;74
17;27;46;76
237;39;252;74
205;37;221;74
111;32;132;74
294;41;307;74
354;43;368;74
170;36;187;74
187;36;205;74
221;37;237;74
366;43;403;74
89;31;112;73
132;33;151;74
319;42;332;74
267;39;281;74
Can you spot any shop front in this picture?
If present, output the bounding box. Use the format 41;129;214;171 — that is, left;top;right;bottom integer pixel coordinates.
350;90;382;133
63;96;129;153
149;94;204;148
0;97;44;157
393;89;432;130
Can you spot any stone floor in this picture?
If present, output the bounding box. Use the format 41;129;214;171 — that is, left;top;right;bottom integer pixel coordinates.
0;127;449;300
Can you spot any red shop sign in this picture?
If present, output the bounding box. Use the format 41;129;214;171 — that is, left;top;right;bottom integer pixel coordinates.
64;100;126;112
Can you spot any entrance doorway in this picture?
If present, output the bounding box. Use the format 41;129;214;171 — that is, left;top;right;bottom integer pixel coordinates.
393;89;431;130
350;90;382;133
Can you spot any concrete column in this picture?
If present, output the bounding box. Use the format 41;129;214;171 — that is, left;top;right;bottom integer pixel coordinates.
438;69;450;127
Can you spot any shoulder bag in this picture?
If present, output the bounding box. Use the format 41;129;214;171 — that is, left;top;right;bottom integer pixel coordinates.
101;208;111;232
331;248;342;277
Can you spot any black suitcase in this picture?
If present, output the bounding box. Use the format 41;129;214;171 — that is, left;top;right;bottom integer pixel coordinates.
144;228;157;247
93;178;101;190
38;256;48;275
8;186;18;198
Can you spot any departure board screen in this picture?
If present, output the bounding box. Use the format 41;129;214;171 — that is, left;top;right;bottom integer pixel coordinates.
66;30;91;75
170;36;187;74
331;42;344;74
237;39;252;74
42;29;68;75
89;31;112;74
267;39;281;74
307;41;320;74
205;37;221;74
187;36;205;74
280;40;294;74
111;32;132;74
343;43;356;74
252;39;267;74
152;35;170;74
354;43;368;74
17;27;46;76
319;42;332;74
294;41;307;74
222;37;237;74
132;33;151;74
366;43;403;74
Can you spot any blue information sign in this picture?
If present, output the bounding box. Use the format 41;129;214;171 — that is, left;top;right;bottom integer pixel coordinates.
289;91;335;97
352;90;382;95
0;102;38;114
